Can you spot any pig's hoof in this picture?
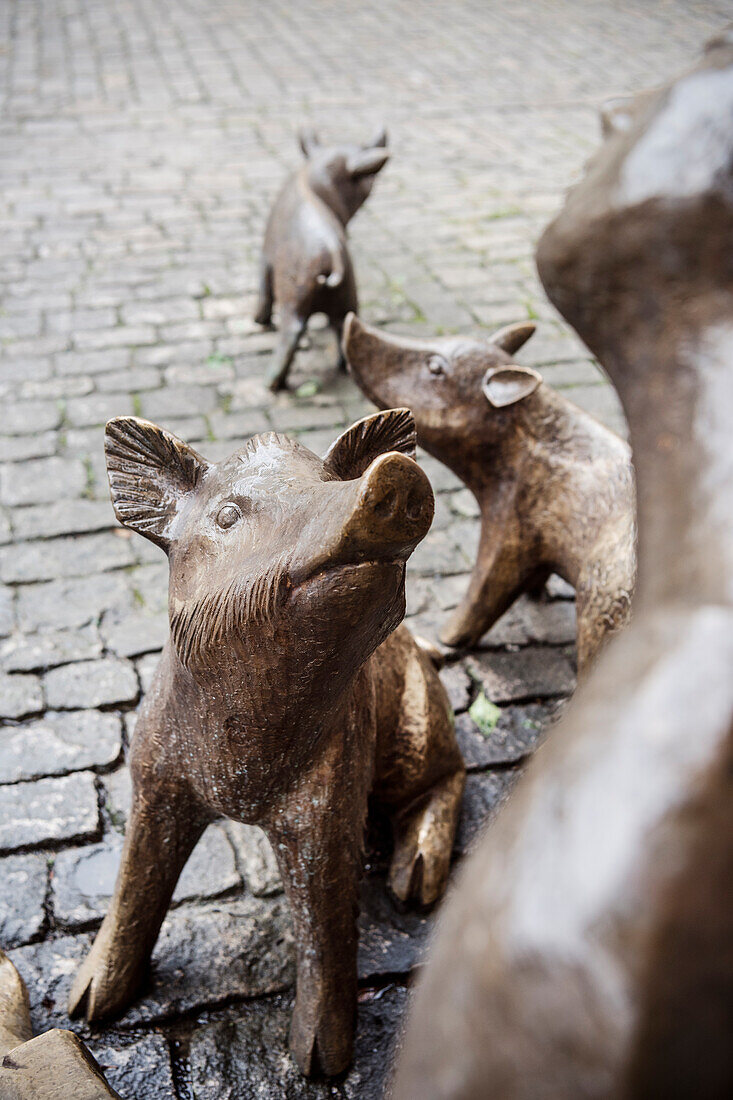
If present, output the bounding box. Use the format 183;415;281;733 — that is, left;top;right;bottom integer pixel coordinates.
389;845;449;909
254;308;274;328
68;944;139;1022
289;1007;354;1077
438;618;478;651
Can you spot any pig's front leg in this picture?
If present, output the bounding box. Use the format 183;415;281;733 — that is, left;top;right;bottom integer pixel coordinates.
266;741;370;1076
68;780;210;1022
441;522;533;649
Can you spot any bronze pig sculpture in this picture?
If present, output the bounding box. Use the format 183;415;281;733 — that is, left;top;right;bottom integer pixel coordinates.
0;951;120;1100
68;409;465;1078
393;34;733;1100
344;314;636;671
254;128;389;391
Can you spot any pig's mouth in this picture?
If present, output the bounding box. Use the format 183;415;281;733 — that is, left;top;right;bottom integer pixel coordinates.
288;558;405;600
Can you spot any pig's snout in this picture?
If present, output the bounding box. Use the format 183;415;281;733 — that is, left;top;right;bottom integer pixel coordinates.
343;452;434;560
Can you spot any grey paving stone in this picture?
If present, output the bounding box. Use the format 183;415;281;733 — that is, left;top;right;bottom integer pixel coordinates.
51;822;239;927
6;400;61;435
16;572;132;631
408;528;472;575
11;894;295;1028
188;998;340;1099
358;874;434;979
455;701;560;768
0;456;86;506
0;710;121;783
0;586;13;637
467;645;576;703
0;430;58;462
135;652;161;693
0;531;133;584
0;671;43;718
0;852;47;947
141;385;218;420
64;391;136;428
99;609;168;658
439;663;473;713
44;658;138;710
478;593;577;648
9;500;112;541
101;764;132;831
225;821;282;897
86;1032;176;1100
0;625;102;673
0;771;99;852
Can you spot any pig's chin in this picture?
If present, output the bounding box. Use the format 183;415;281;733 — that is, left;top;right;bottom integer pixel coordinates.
289;559;406;619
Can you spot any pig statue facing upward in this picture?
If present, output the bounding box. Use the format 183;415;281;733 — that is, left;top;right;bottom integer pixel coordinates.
254;128;389;392
344;314;636;672
68;409;465;1078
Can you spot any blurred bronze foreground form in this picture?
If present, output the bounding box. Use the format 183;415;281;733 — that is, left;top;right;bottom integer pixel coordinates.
393;34;733;1100
68;409;464;1078
254;128;389;391
0;951;121;1099
344;314;636;671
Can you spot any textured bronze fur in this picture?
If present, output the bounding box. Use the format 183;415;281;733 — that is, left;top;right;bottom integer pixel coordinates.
68;409;464;1078
344;314;636;671
393;35;733;1100
0;951;120;1100
255;128;389;391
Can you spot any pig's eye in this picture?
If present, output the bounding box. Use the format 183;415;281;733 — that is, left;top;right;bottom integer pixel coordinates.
216;503;242;530
427;356;448;376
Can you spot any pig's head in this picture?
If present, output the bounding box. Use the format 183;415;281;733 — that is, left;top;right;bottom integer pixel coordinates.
298;127;390;225
104;411;432;706
343;313;541;486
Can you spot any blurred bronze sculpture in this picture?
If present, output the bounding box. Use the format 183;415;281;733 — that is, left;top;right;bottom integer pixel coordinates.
255;128;390;391
344;314;636;671
68;410;464;1078
0;951;120;1100
393;35;733;1100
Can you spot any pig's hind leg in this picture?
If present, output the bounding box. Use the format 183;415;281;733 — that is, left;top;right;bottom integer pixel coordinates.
68;778;210;1022
374;640;465;908
266;310;306;391
254;258;274;327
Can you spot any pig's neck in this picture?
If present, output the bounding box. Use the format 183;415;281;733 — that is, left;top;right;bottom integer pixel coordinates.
593;315;733;610
421;420;523;509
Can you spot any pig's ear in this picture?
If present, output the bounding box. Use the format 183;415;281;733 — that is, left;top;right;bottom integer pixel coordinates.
365;126;388;149
482;366;542;408
105;417;208;551
346;148;390;179
299;128;320;158
323;409;416;480
489;322;536;355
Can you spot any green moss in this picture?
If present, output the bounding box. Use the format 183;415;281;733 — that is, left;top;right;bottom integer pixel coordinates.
468;691;501;737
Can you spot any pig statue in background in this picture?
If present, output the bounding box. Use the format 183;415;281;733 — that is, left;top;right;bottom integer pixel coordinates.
344;314;636;672
68;409;465;1078
254;128;389;392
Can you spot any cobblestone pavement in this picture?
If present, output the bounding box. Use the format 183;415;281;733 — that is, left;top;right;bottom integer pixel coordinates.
0;1;729;1097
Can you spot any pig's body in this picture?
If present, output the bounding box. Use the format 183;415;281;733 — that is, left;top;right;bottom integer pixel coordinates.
255;130;388;391
344;316;636;672
69;411;464;1078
